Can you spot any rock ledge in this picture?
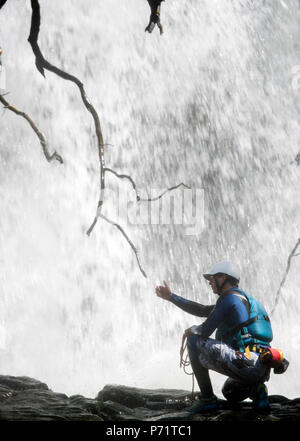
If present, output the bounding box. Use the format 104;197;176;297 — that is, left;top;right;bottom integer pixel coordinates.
0;375;299;421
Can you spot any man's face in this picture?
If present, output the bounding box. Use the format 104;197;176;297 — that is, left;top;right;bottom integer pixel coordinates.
207;274;226;294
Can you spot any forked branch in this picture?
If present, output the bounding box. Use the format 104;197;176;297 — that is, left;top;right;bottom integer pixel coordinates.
1;0;189;278
0;94;63;163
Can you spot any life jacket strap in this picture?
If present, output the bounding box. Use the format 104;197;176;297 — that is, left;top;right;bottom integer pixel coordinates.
222;316;258;339
249;343;270;354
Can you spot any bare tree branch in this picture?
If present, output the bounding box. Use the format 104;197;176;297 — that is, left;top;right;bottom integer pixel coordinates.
25;0;189;278
145;0;164;34
104;167;140;199
0;94;63;163
0;0;8;10
97;213;147;279
28;0;105;204
104;168;191;203
27;0;148;275
28;0;108;234
87;170;191;278
271;237;300;315
139;183;192;202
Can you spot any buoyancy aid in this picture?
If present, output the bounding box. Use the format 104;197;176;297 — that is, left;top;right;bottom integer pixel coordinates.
215;288;273;352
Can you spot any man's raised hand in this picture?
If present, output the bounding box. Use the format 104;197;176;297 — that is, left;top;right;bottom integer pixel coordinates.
155;280;172;300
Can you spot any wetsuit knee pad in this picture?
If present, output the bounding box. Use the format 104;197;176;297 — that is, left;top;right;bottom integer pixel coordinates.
187;334;199;354
222;378;252;403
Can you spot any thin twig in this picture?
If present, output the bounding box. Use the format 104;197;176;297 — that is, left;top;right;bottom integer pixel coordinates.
99;213;147;278
104;170;191;203
0;94;63;163
139;183;192;202
104;167;138;191
271;237;300;315
104;167;140;201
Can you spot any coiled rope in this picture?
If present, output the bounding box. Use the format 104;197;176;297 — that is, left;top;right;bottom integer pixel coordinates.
180;333;195;400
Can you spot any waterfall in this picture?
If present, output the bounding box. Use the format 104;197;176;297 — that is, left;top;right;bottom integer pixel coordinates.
0;0;300;398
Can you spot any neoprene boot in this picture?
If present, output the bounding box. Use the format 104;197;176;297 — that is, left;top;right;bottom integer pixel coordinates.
250;383;270;413
186;395;219;413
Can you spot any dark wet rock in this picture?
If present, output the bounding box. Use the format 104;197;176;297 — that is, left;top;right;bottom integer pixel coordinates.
144;411;196;422
98;400;138;417
1;376;300;421
269;395;290;404
0;375;48;391
96;385;300;422
0;375;103;421
97;384;190;408
97;385;147;408
145;400;187;411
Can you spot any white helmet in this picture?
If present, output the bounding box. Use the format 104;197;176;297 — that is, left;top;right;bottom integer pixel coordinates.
203;261;240;281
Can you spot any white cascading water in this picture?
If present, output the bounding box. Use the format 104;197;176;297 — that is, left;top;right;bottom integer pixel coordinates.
0;0;300;399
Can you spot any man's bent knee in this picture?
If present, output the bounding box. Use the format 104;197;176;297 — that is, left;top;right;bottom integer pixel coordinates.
187;334;200;354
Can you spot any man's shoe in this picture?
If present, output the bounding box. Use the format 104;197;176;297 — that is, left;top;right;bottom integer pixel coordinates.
186;395;219;413
251;383;270;413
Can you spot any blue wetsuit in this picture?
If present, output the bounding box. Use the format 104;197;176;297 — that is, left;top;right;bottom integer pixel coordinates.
170;288;249;341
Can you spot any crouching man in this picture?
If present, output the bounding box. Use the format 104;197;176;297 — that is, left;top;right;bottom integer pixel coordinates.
156;261;288;413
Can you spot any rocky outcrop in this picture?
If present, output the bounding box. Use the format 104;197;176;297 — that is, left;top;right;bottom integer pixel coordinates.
0;375;300;421
0;375;101;421
97;385;300;422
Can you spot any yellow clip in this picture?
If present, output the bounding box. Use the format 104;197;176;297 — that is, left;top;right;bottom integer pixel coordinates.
278;349;284;363
245;346;251;359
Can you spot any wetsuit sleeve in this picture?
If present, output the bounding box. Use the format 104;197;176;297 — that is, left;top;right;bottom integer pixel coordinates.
169;293;215;318
192;294;249;338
